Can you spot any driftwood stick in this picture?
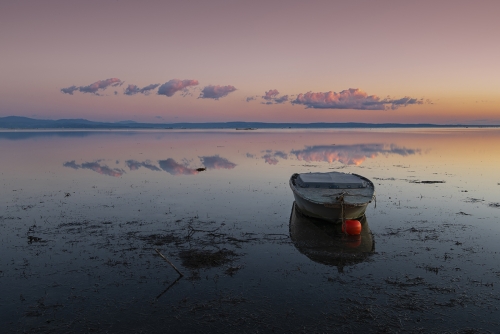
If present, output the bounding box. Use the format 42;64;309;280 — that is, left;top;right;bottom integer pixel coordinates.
154;248;184;277
155;275;182;300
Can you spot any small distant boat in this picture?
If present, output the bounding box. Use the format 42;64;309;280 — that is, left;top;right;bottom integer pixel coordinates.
289;172;375;223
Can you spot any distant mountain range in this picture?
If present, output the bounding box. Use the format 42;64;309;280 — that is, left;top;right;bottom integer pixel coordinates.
0;116;495;129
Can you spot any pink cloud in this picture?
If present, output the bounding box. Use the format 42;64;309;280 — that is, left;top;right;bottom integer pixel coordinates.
125;160;160;171
262;154;279;165
124;83;160;96
60;86;79;95
199;85;237;99
291;144;420;166
61;78;123;95
261;89;289;104
274;95;289;103
261;150;288;165
157;79;199;97
199;155;236;169
292;88;424;110
82;162;125;177
158;158;198;175
63;160;125;177
263;89;280;100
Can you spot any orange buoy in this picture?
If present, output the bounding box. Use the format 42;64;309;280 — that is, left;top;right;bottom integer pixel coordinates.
342;219;362;235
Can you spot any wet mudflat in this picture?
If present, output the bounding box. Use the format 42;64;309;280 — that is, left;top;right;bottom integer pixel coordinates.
1;129;500;333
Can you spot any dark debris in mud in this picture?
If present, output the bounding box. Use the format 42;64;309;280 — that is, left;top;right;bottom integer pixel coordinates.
3;206;500;333
465;197;484;203
410;180;446;184
179;248;238;269
457;211;471;215
139;233;181;246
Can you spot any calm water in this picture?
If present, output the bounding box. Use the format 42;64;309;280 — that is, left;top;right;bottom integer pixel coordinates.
1;128;500;333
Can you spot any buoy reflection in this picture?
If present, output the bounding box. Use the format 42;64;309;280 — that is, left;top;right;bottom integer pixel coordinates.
289;202;375;272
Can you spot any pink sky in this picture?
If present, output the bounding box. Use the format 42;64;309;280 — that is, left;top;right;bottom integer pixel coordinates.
0;0;499;124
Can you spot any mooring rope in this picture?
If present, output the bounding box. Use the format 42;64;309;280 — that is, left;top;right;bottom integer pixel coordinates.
323;192;374;198
339;193;347;235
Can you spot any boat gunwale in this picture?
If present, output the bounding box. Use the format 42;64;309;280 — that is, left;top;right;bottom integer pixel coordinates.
289;173;375;207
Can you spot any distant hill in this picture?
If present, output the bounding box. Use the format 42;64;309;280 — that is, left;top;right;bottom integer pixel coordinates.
0;116;493;129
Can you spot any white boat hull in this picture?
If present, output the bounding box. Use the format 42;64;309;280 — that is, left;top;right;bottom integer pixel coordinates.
292;191;369;222
289;172;375;223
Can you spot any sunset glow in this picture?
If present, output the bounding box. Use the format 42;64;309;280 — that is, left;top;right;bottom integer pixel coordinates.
0;0;498;124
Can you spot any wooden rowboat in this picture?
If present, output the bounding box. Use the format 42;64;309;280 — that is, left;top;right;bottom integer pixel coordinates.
289;171;375;223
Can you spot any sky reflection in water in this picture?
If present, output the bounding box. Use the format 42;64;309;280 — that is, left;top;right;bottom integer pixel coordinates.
2;128;500;221
59;137;421;177
2;129;500;332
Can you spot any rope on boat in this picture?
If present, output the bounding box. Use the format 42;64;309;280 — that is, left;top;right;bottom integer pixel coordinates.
336;191;375;236
339;193;347;235
322;191;358;198
325;191;376;209
323;191;374;198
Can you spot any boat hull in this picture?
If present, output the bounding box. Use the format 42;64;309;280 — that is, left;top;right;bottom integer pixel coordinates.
291;190;369;223
289;172;374;223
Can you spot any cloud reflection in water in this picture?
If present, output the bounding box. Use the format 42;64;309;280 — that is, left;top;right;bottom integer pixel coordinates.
200;155;236;170
125;160;161;171
64;155;238;177
261;150;288;165
158;158;199;175
291;144;420;165
63;160;125;177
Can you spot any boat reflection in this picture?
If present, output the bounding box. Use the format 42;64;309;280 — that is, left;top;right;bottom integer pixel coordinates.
289;202;374;272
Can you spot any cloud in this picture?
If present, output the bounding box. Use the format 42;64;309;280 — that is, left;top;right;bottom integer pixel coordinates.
125;160;161;171
292;88;424;110
387;97;425;109
81;162;125;177
261;89;289;104
61;78;123;95
63;160;125;177
63;160;80;169
261;150;288;165
273;151;288;159
124;83;160;96
199;155;236;170
158;158;198;175
199;85;237;99
157;79;199;97
291;144;420;166
274;95;289;104
246;96;257;102
262;154;279;165
246;153;255;158
263;89;279;100
60;86;79;95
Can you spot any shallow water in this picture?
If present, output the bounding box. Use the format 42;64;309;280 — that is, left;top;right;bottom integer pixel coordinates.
1;128;500;333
